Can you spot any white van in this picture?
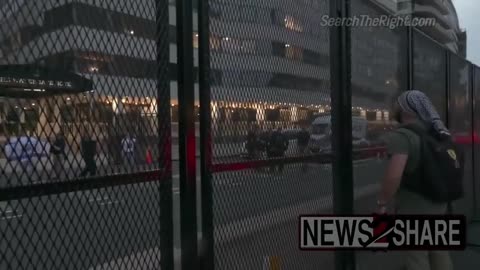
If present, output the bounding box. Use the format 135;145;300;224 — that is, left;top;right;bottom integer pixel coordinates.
308;115;370;153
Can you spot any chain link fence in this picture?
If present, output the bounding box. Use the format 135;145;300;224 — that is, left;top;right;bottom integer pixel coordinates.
413;29;448;123
207;0;334;268
1;0;480;270
449;54;474;220
350;0;407;268
0;0;173;269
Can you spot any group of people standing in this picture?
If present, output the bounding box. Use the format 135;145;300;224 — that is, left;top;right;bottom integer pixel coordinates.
46;130;138;180
245;125;310;173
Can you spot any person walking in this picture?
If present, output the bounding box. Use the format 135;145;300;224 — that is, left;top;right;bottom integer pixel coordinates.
79;129;97;177
121;133;136;166
51;132;66;180
267;126;289;173
377;90;463;270
297;124;310;172
246;124;260;160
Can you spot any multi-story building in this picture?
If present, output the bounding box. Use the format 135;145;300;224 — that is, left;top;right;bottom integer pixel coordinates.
395;0;466;56
0;0;466;146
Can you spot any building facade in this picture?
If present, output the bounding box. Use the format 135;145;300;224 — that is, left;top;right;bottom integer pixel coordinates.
0;0;466;145
394;0;466;56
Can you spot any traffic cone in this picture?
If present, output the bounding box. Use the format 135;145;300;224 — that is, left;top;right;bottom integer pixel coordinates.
146;148;153;165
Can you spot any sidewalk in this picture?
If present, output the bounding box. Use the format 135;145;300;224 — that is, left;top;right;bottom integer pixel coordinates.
452;222;480;269
0;154;110;174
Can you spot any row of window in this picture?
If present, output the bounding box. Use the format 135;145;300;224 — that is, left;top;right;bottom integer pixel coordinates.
40;50;327;91
209;1;327;37
171;26;329;67
1;1;329;56
38;49;394;103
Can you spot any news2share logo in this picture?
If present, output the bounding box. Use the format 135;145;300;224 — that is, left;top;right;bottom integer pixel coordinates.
299;215;466;250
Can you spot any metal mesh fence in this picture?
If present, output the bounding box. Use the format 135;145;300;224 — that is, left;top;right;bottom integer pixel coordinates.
208;0;334;268
449;55;474;219
1;0;480;269
350;0;406;268
473;67;480;216
350;0;405;204
413;29;447;123
0;0;172;269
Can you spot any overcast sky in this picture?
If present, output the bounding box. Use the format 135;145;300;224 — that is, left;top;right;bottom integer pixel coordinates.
454;0;480;65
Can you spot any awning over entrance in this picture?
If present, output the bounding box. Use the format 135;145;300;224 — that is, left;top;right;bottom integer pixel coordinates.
0;65;93;98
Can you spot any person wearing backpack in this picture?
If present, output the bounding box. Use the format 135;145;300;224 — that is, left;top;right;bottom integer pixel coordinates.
376;90;464;270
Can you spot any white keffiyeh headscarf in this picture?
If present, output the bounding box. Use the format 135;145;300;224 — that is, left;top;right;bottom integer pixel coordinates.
397;90;451;136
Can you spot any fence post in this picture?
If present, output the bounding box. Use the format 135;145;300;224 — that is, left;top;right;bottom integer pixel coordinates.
406;26;414;90
445;51;453;214
469;63;477;220
330;0;354;269
445;51;451;131
176;0;198;269
198;0;215;268
157;0;174;269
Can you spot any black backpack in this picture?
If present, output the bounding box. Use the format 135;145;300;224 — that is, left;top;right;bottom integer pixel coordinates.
399;124;465;203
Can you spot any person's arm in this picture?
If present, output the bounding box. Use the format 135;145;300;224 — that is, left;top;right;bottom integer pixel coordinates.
377;132;409;214
377;154;408;213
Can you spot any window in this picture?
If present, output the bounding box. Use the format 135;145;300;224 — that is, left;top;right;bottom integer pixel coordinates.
284;15;303;32
210;36;221;50
285;45;303;61
268;73;323;91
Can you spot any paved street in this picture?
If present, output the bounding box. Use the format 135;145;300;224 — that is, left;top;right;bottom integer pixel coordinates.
0;157;386;270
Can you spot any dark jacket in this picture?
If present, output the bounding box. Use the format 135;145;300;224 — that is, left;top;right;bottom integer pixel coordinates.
268;131;289;155
297;129;310;146
51;138;66;156
81;138;97;160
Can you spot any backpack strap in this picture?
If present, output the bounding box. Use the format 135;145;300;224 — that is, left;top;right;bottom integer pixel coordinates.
399;123;428;138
